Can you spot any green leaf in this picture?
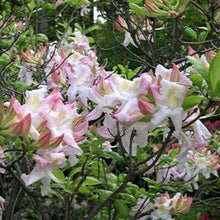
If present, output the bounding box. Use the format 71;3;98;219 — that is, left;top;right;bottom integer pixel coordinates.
37;33;48;43
68;166;82;178
83;176;101;185
52;168;65;181
182;95;204;110
190;73;203;89
162;185;176;192
187;56;209;83
103;151;124;164
13;81;26;92
88;36;95;44
199;31;208;41
83;25;99;35
28;0;35;11
0;53;10;65
129;3;147;17
114;199;129;218
119;193;136;205
143;177;156;185
128;66;142;79
67;0;90;6
184;27;197;40
168;147;180;159
97;189;112;202
209;50;220;97
43;3;54;10
118;64;126;75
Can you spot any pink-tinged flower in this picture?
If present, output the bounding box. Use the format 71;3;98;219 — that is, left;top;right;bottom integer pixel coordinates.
169;193;193;215
114;98;143;126
151;192;173;220
71;30;90;51
21;152;66;196
12;113;31;137
121;122;149;155
97;114;117;139
186;148;220;179
193;120;211;144
37;91;86;164
21;45;47;65
183;109;211;147
133;192;192;220
150;80;185;135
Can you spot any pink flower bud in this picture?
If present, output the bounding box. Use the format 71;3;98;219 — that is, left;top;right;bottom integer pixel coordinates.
51;70;61;84
188;46;199;60
72;115;85;128
98;75;111;95
37;131;51;148
73;134;85;142
49;134;64;148
170;63;180;82
12;114;31;137
114;15;127;31
206;50;216;63
138;99;154;115
37;120;48;133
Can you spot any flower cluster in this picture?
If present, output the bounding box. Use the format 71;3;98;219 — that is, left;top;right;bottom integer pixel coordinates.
0;86;87;195
133;192;192;220
145;0;189;18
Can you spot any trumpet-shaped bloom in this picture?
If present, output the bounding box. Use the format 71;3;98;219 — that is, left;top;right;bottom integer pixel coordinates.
21;152;66;195
150;79;186;135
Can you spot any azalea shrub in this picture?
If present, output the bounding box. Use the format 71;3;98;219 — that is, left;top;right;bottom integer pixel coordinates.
0;0;220;220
